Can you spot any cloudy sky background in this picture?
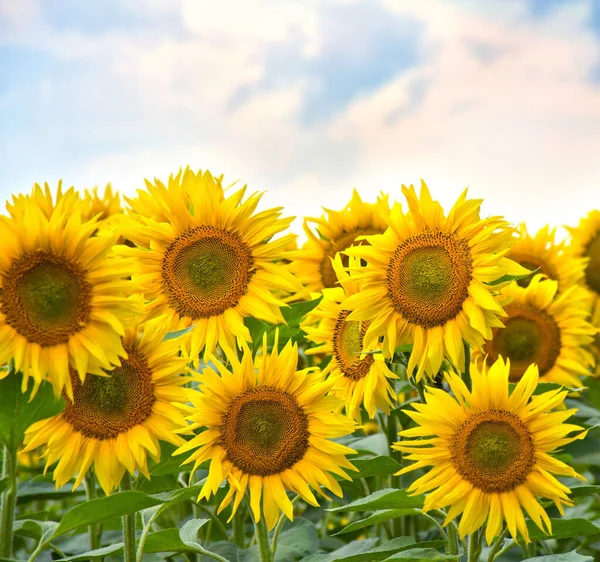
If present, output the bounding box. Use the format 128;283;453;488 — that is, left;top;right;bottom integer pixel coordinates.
1;0;599;235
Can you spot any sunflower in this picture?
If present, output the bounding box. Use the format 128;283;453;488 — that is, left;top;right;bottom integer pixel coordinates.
476;275;596;387
82;183;122;224
302;255;396;420
0;192;141;397
6;180;79;220
120;168;300;362
22;317;190;495
288;189;391;298
342;181;528;380
395;357;586;544
507;224;587;292
174;334;357;530
566;211;600;321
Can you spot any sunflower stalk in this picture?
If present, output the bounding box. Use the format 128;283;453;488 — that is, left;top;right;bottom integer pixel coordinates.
462;341;472;391
255;510;274;562
486;527;510;562
467;529;483;562
120;472;137;562
84;471;102;559
0;444;17;558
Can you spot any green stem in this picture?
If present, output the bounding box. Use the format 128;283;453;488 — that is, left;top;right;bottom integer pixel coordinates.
463;342;472;391
85;471;102;558
255;513;273;562
136;508;161;562
0;444;17;558
486;528;509;562
467;530;482;562
419;511;448;543
120;473;136;562
271;495;299;557
195;502;229;539
446;518;459;556
233;503;245;548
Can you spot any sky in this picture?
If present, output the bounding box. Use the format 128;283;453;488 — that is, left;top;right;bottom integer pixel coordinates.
1;0;600;235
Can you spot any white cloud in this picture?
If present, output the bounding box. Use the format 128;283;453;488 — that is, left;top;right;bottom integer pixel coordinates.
2;0;600;238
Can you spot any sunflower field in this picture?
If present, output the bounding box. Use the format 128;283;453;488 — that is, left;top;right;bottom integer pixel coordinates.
2;171;600;562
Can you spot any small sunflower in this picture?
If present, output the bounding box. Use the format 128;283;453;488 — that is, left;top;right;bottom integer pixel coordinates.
83;183;122;224
507;224;587;292
288;189;391;297
175;334;357;530
476;275;596;387
303;255;396;420
22;318;190;495
121;168;300;362
342;181;527;380
395;357;586;544
566;211;600;320
0;192;141;397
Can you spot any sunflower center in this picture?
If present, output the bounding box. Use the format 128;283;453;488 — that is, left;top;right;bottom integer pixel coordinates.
485;305;561;382
333;310;374;381
1;250;91;346
221;386;309;476
162;226;254;319
63;347;155;440
386;231;473;328
584;232;600;294
452;410;534;493
320;227;383;288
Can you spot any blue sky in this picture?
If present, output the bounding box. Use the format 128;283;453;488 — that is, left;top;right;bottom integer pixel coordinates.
1;0;600;232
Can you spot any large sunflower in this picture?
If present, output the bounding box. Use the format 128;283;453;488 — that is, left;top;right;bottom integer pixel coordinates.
507;224;587;292
342;181;527;380
121;168;300;362
395;357;586;544
0;192;141;397
288;189;391;298
566;211;600;322
175;335;357;530
302;255;396;420
22;318;190;495
476;275;595;387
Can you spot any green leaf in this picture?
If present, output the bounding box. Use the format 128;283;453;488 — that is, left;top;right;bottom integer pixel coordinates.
485;268;539;286
163;324;196;341
143;528;188;553
56;543;125;561
383;548;458;561
12;519;58;542
52;491;163;538
273;518;319;562
347;434;389;457
352;456;402;479
523;552;594;562
0;477;7;494
323;538;444;562
300;539;380;562
527;518;600;542
328;488;424;513
246;297;323;349
179;518;211;548
568;485;600;499
201;542;240;562
334;509;418;535
0;372;64;453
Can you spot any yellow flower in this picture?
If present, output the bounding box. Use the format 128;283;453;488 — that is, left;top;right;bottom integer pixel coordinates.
303;255;396;420
121;168;300;362
342;181;527;380
395;357;586;544
175;334;357;530
566;211;600;321
0;190;141;397
6;180;79;220
288;189;391;298
507;224;587;293
476;275;596;387
22;318;190;495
